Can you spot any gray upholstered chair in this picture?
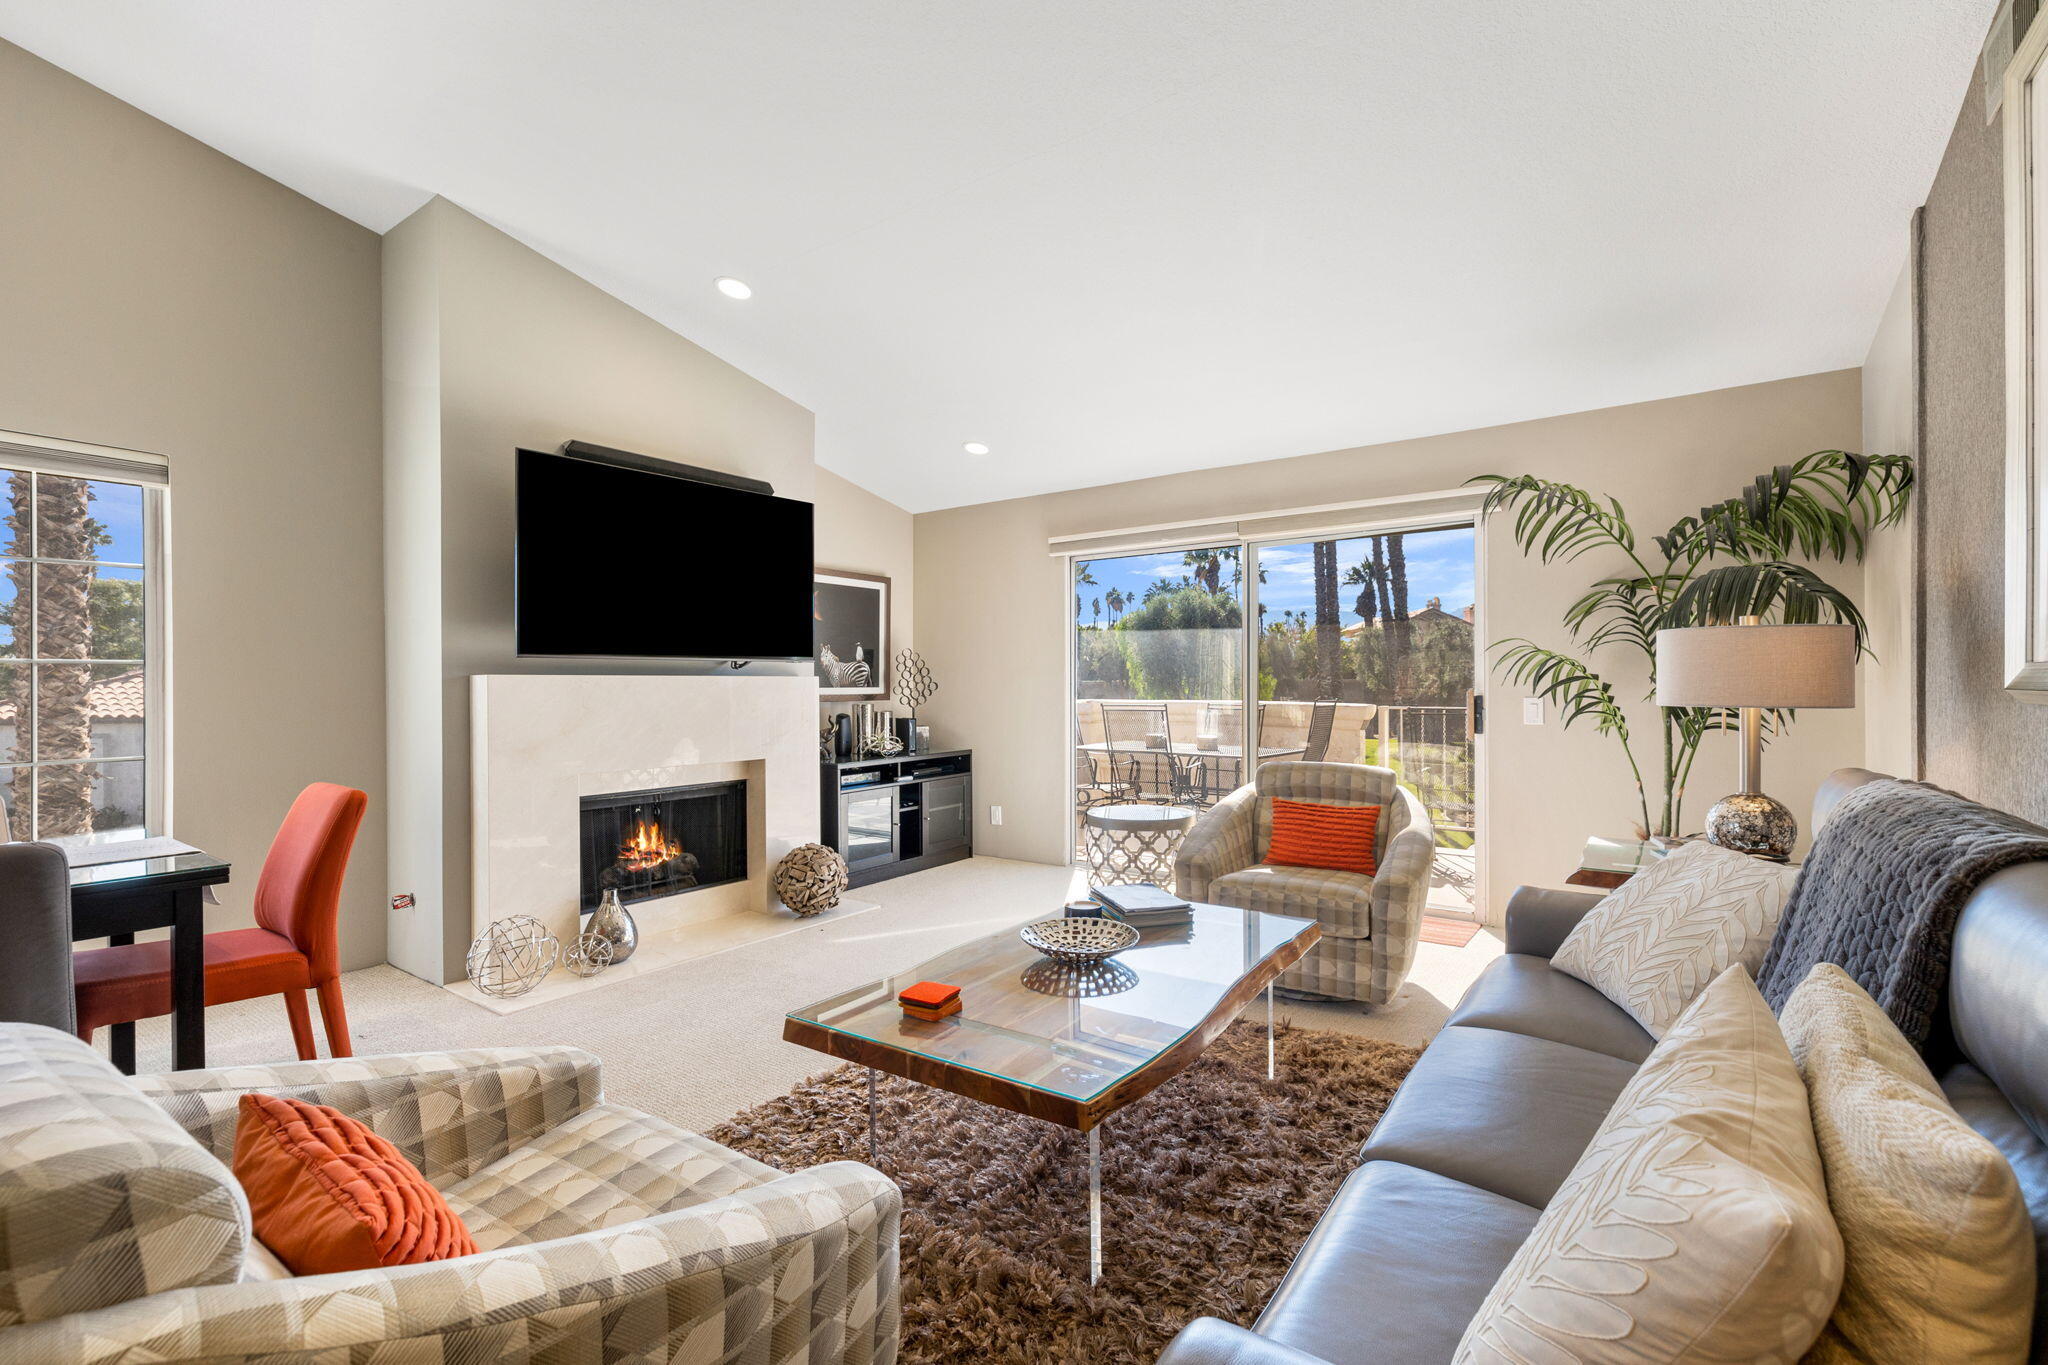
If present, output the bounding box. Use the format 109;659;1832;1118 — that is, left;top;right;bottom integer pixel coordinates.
0;841;76;1033
1175;761;1435;1007
0;1023;900;1362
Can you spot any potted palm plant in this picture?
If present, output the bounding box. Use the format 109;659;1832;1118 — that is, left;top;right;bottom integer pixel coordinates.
1472;451;1913;840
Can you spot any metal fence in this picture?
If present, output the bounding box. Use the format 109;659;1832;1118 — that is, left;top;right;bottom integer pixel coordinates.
1076;698;1474;849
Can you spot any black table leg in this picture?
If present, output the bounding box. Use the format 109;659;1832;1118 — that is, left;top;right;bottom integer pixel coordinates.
170;887;206;1070
105;931;137;1075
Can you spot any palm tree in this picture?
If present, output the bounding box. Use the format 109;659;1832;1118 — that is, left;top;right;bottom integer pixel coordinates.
1473;450;1913;838
5;474;100;835
1091;596;1102;629
1181;549;1223;594
1344;559;1380;628
1311;539;1341;699
1105;587;1125;623
1386;532;1412;695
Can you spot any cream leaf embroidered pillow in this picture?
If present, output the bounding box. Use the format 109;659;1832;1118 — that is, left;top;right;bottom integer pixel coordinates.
1779;963;2034;1364
1553;840;1798;1037
1455;966;1843;1364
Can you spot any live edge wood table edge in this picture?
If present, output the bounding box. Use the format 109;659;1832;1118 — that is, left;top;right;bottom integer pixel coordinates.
68;849;233;1073
783;902;1321;1283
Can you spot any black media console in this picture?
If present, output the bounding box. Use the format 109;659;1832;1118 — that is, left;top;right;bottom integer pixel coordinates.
820;748;972;887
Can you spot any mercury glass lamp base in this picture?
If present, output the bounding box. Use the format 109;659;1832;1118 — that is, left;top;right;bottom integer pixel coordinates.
1702;792;1796;861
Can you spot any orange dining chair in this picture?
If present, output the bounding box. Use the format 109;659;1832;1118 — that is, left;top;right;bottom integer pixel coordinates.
73;783;368;1063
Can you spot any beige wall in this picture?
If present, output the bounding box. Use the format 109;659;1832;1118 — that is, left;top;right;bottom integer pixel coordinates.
814;467;915;719
383;198;820;981
0;41;389;968
1860;259;1919;779
916;371;1867;921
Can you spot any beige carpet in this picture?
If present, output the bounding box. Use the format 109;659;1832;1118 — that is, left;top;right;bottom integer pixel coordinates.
708;1021;1421;1365
104;856;1499;1133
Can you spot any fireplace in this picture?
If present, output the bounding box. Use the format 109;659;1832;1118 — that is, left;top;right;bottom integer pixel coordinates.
578;781;747;913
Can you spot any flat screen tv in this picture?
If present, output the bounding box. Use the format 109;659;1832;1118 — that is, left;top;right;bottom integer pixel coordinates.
515;448;815;660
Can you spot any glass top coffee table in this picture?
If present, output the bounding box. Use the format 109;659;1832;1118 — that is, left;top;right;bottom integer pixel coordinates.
784;902;1320;1282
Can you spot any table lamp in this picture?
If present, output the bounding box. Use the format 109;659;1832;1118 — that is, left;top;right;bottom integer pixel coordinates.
1654;617;1856;859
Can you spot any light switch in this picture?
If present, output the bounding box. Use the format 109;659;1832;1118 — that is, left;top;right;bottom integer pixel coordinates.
989;805;1004;826
1523;697;1545;726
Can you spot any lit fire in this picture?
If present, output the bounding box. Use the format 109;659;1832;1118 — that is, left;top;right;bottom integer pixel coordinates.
617;821;683;873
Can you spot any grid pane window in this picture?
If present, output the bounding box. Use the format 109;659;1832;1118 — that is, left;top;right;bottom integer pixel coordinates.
0;468;153;840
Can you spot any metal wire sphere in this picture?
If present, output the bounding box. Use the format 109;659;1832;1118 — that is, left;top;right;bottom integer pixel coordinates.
465;916;560;997
565;931;615;977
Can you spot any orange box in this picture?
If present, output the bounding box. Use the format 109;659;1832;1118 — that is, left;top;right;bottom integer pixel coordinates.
901;997;962;1023
897;980;960;1009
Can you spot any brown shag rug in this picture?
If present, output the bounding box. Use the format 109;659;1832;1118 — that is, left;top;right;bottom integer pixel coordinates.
707;1020;1420;1364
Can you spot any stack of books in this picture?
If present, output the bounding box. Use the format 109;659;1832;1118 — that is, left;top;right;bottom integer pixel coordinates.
1089;883;1193;929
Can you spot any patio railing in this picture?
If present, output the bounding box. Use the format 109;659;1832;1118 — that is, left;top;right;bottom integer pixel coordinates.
1075;697;1477;910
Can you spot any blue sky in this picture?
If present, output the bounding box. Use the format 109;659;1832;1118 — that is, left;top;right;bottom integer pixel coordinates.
89;481;145;563
1075;527;1475;625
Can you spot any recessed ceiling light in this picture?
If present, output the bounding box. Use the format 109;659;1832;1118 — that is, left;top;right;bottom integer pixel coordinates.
714;276;753;300
963;442;990;455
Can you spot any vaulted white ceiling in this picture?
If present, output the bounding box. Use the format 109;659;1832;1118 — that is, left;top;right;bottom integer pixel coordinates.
0;2;1990;511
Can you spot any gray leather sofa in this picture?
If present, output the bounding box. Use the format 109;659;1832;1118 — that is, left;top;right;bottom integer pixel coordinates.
1159;768;2048;1364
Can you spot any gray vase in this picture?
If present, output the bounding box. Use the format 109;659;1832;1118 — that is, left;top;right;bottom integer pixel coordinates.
589;887;639;965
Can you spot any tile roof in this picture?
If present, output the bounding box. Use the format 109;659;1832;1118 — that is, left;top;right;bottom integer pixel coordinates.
0;667;145;723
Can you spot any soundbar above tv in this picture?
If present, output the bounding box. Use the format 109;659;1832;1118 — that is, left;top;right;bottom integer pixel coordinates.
514;444;815;661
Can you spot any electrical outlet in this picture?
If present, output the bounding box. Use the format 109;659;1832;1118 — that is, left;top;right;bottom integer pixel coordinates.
989;805;1003;826
1522;697;1544;726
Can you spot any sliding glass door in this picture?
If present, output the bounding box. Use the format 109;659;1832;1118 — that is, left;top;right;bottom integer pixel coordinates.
1248;525;1479;915
1073;544;1245;841
1071;521;1480;915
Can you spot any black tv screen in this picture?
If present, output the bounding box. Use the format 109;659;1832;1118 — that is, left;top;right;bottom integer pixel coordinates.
515;449;815;659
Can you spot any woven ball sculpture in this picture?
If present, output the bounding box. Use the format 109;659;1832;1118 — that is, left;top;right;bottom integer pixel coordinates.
564;931;615;978
465;915;560;998
774;842;850;917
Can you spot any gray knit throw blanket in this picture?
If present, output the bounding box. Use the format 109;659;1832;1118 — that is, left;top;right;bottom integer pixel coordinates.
1756;777;2048;1047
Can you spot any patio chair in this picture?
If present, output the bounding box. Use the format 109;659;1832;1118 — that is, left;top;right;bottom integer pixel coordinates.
1177;705;1247;807
1074;701;1135;807
1300;699;1338;762
1102;704;1170;802
1158;705;1211;807
1175;761;1434;1008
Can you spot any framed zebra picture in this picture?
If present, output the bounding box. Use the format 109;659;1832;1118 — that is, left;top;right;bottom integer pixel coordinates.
814;570;890;699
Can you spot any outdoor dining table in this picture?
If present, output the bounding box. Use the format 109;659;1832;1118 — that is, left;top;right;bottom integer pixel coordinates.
1075;740;1307;804
1074;742;1306;760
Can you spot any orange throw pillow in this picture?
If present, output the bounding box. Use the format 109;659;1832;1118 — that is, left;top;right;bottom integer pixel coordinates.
232;1092;477;1275
1266;797;1380;876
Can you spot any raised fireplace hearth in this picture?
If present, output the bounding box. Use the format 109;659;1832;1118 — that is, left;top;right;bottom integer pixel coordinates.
463;674;824;1012
580;781;747;912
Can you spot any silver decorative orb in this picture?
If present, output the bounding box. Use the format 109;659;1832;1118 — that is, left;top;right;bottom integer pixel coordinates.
466;916;561;998
565;931;615;977
1703;791;1797;861
774;842;850;917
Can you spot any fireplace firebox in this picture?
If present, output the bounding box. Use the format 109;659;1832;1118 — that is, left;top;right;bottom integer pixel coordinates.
578;781;747;913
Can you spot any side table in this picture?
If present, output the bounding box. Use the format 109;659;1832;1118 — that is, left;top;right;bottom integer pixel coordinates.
1566;835;1667;890
1083;803;1197;886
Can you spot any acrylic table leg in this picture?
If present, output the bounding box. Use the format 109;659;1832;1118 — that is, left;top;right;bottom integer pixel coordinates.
1266;982;1275;1080
1088;1125;1103;1285
866;1068;879;1165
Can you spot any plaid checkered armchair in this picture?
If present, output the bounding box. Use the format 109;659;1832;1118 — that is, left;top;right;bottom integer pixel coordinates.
0;1022;899;1364
1175;761;1435;1008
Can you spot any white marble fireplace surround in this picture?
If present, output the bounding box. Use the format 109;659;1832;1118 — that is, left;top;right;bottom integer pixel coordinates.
459;673;826;1011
